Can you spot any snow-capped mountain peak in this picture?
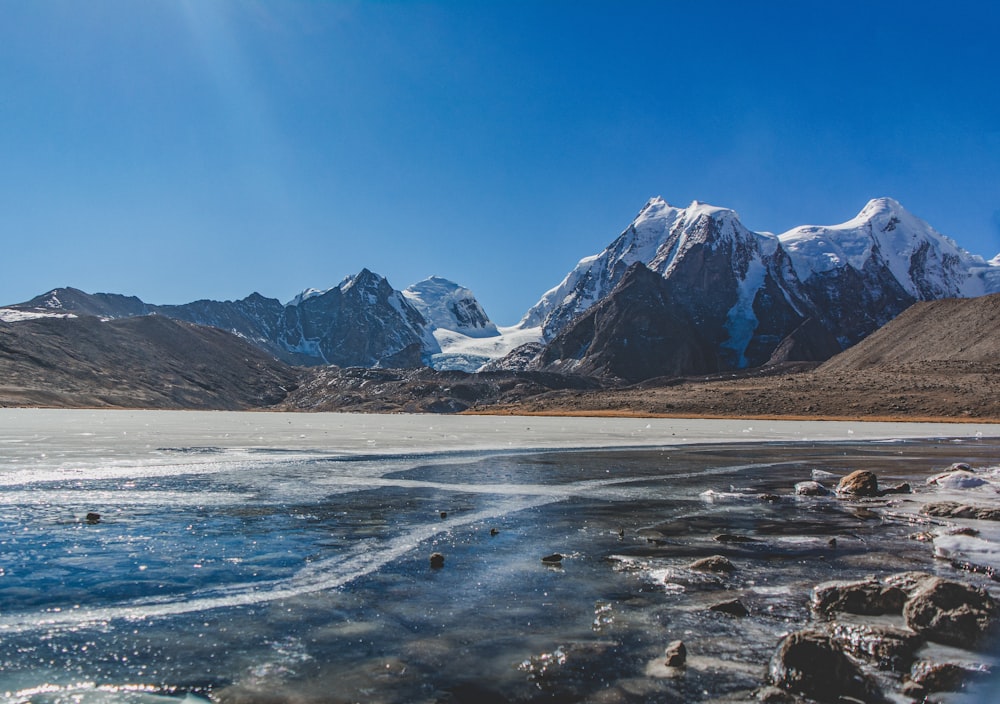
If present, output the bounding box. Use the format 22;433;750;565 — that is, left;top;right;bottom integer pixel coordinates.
402;276;498;338
780;197;988;300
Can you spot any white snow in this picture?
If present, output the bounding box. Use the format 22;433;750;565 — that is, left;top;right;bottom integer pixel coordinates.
779;197;998;299
427;325;542;372
0;308;78;322
403;276;499;338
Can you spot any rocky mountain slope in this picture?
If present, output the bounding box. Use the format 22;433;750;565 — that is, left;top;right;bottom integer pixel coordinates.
0;315;299;409
509;197;1000;381
484;293;1000;421
4;197;998;382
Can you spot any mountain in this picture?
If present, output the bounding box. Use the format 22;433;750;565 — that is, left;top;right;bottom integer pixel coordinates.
2;271;435;369
0;315;299;409
4;196;998;381
399;276;540;372
403;276;498;337
529;263;717;382
513;197;1000;377
277;268;434;368
779;197;998;346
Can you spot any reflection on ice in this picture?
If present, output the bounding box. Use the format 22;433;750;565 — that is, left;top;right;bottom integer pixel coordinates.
0;410;999;702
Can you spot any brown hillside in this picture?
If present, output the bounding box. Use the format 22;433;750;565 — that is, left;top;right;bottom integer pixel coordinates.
819;292;1000;372
0;315;300;409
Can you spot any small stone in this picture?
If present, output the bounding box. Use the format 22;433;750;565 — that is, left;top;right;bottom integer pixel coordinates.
714;533;758;543
794;481;830;497
439;511;448;519
429;552;445;569
489;527;499;536
769;629;882;703
689;555;736;573
827;538;837;548
879;482;911;495
757;493;781;503
664;639;686;667
85;512;101;524
710;599;749;617
541;553;563;565
949;462;973;472
836;470;880;497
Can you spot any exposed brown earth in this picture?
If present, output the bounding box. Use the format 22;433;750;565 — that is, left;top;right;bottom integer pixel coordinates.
0;315;299;410
2;294;999;421
473;360;1000;421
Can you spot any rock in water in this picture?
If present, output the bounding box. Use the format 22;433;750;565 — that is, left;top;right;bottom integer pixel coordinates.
429;552;445;569
920;501;1000;521
795;480;830;496
541;553;563;565
688;555;736;573
812;579;907;617
710;599;749;617
664;640;686;667
828;622;922;673
85;512;101;524
769;629;883;702
836;470;880;497
902;576;997;647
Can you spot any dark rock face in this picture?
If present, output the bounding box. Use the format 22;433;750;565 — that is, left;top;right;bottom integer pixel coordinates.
769;629;883;703
276;269;429;368
796;253;917;348
532;264;718;382
902;576;997;647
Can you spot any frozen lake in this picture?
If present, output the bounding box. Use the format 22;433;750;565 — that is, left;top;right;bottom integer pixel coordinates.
1;410;998;702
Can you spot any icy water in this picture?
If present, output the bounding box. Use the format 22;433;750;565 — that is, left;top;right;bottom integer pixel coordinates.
1;410;999;703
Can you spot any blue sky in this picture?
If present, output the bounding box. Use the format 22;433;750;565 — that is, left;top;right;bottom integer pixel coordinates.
2;1;998;325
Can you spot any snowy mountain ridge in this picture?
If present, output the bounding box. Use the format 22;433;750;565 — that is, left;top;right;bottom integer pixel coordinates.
4;196;998;378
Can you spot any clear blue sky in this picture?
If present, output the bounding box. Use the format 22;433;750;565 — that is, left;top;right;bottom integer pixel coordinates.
2;1;998;325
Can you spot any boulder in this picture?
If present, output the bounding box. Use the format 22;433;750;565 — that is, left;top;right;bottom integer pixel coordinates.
689;555;736;573
429;552;445;569
836;470;880;497
909;659;992;693
812;579;907;617
903;576;997;647
828;622;922;672
920;501;1000;521
794;481;830;496
541;553;564;565
769;629;883;703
